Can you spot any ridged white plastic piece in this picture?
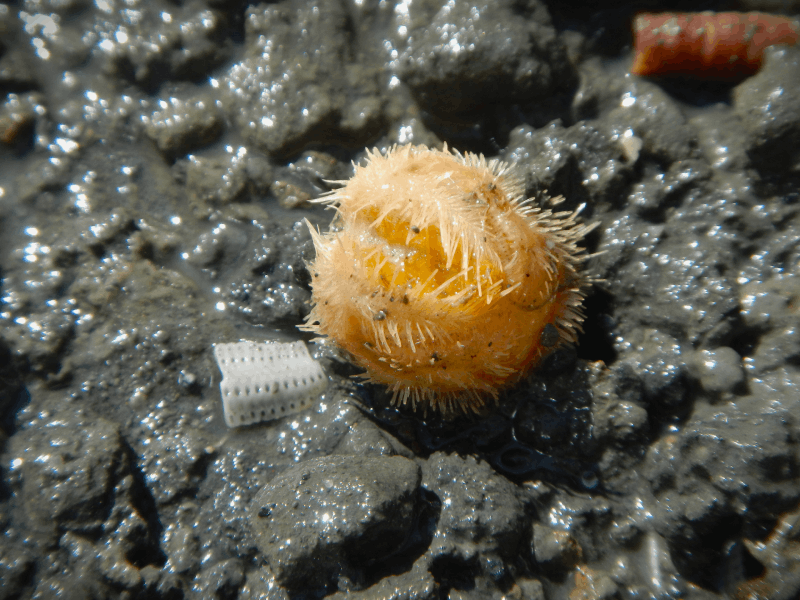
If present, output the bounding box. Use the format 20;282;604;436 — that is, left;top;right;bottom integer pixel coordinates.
213;340;327;427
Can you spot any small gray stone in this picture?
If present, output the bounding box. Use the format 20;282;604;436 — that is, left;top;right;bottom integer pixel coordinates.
517;578;546;600
590;357;649;446
691;347;744;395
251;454;421;589
222;1;382;157
398;0;572;114
423;452;526;560
326;561;436;600
0;92;42;151
740;277;798;330
532;523;582;570
740;276;800;373
752;326;800;374
505;120;631;207
144;87;223;158
97;542;143;589
608;517;642;548
162;522;199;574
742;507;800;600
647;395;800;554
96;4;228;85
184;221;249;269
626;159;711;219
594;399;648;445
734;46;800;173
572;566;619;600
689;104;750;172
335;416;414;459
0;545;35;600
0;48;38;90
630;331;688;409
605;79;697;165
192;558;246;599
139;427;215;505
183;153;250;209
10;416;125;538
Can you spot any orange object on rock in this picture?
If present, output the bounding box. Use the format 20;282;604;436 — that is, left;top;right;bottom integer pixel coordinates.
631;12;799;78
301;145;594;416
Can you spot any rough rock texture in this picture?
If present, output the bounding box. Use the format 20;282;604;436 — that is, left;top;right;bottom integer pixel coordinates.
423;452;527;561
221;1;384;157
1;0;800;599
397;0;573;114
143;85;223;159
251;454;421;590
734;46;800;173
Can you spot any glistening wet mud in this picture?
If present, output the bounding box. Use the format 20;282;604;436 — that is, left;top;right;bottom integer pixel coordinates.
1;1;799;599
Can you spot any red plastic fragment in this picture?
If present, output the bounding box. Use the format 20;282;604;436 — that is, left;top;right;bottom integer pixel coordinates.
631;12;799;78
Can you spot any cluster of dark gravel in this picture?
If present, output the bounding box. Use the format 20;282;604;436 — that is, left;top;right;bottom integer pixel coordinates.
1;0;800;599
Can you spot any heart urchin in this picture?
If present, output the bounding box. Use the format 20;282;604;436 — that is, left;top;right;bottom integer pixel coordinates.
300;143;595;417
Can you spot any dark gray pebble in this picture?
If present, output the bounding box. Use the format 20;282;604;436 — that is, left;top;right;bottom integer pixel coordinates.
734;46;800;173
251;454;421;590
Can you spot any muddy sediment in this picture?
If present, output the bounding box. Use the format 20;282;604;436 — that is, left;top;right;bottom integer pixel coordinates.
1;1;799;599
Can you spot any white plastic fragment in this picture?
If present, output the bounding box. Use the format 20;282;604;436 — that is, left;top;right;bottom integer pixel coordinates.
213;340;327;427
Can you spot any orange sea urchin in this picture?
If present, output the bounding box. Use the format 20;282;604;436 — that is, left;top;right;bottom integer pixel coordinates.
300;144;594;416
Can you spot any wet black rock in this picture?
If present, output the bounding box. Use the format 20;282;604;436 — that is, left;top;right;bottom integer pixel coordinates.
505;120;632;208
2;1;800;598
514;364;596;460
224;221;315;325
143;85;223;159
251;454;421;590
532;522;582;571
689;347;745;396
598;212;741;348
222;1;383;158
398;0;573;114
8;414;127;538
604;77;698;165
588;362;649;446
0;546;35;600
138;426;216;505
192;557;246;599
94;3;231;86
627;158;712;219
734;46;800;174
422;452;527;566
646;395;800;583
627;331;689;413
740;275;800;375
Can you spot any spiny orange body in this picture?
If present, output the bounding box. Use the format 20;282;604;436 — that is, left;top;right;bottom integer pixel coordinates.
300;144;593;416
